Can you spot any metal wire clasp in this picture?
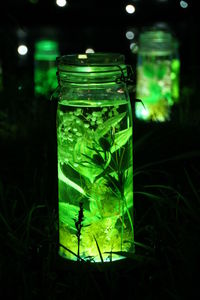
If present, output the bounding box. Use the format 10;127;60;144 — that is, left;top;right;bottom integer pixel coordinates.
115;65;134;85
50;85;60;101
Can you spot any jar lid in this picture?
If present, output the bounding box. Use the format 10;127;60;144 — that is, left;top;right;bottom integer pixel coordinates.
139;30;176;56
35;40;59;61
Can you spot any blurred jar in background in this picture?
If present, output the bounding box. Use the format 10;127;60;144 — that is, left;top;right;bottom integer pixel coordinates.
34;39;60;97
135;28;180;122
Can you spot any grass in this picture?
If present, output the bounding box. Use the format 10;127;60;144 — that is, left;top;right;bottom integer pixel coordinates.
0;88;200;299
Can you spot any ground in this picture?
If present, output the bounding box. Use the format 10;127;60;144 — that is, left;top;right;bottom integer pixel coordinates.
0;87;200;299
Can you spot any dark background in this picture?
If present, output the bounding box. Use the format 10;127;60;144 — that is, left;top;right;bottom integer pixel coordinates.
0;0;199;104
0;0;199;69
0;0;199;105
1;1;200;300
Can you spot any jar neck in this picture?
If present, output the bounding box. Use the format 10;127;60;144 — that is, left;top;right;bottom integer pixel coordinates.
56;53;132;86
57;68;128;86
139;30;175;56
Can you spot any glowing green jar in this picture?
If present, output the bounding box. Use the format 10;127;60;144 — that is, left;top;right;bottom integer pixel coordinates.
135;30;180;122
34;40;59;97
56;53;134;263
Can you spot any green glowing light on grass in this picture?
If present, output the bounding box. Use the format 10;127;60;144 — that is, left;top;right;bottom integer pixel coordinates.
56;53;134;262
57;102;134;262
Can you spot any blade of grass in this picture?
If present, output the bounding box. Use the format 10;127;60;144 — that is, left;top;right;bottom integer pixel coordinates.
144;184;195;213
59;243;85;262
104;251;157;264
133;131;154;150
134;191;162;201
184;168;200;203
93;236;104;263
0;212;12;232
133;240;155;253
135;151;200;172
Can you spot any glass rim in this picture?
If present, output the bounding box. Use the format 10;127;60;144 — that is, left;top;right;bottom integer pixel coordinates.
56;53;128;74
55;53;132;85
139;29;176;55
57;53;125;65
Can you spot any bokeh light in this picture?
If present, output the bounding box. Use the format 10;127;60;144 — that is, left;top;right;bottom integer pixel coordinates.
17;45;28;55
126;31;135;40
56;0;67;7
125;4;136;14
85;48;95;54
130;42;138;53
180;1;188;8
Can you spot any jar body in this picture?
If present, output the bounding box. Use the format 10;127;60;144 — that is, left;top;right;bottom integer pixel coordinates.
34;60;57;96
56;59;134;262
135;30;180;122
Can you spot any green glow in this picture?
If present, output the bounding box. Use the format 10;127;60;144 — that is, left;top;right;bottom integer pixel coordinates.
57;100;134;262
35;40;59;61
34;40;59;96
136;30;180;122
171;58;180;102
136;58;172;121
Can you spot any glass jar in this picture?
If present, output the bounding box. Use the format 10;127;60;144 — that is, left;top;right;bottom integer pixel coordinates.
34;39;59;97
135;29;180;122
55;53;134;263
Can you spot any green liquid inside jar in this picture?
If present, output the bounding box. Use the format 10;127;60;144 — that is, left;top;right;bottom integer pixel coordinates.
57;99;134;262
